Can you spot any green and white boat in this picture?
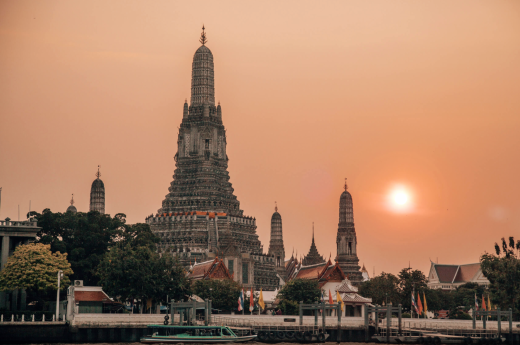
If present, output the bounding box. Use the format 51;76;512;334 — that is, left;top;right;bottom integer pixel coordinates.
140;325;257;344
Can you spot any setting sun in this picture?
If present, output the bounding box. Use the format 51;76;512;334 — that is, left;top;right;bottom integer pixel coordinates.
392;190;409;205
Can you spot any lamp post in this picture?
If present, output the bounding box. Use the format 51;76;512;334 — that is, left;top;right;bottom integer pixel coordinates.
56;270;63;321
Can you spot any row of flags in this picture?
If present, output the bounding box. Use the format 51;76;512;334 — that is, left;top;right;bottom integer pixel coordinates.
475;293;492;311
412;291;428;316
238;287;266;312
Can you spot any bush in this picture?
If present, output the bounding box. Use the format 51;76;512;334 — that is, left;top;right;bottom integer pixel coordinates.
279;300;299;315
402;312;411;318
449;309;472;320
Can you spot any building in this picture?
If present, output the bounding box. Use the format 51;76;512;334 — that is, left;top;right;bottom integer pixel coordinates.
286;257;372;317
146;28;279;291
89;166;105;214
0;218;40;311
427;262;489;291
268;204;286;279
188;257;233;280
336;181;363;285
361;264;370;281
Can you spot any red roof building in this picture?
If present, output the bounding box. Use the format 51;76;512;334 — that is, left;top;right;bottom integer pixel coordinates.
427;262;489;291
188;257;233;280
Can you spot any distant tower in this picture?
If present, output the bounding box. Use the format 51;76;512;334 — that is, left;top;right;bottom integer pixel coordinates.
89;166;105;214
268;202;286;278
336;179;362;285
302;223;325;266
66;194;77;214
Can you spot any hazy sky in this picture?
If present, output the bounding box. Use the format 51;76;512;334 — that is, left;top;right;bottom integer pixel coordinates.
1;1;519;276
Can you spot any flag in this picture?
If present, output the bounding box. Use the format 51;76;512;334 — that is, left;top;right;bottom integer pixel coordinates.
249;287;254;312
238;289;244;311
328;290;333;304
258;289;265;310
487;295;492;311
482;294;487;311
475;293;479;311
417;293;423;315
423;291;428;316
411;292;419;314
336;291;344;311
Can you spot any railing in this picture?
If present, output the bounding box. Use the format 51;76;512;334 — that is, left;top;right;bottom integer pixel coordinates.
0;314;60;322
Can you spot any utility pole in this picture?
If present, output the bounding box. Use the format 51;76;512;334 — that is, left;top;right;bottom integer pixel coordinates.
56;270;63;321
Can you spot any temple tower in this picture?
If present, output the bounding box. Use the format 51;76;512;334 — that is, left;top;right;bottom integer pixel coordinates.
302;223;325;266
89;166;105;214
336;179;362;285
268;202;286;278
66;194;77;214
146;28;279;291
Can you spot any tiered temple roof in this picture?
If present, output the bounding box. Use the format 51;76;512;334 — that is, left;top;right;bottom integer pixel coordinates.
302;224;325;266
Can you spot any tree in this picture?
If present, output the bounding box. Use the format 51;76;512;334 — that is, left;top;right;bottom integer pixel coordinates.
35;209;126;285
397;267;428;310
277;279;321;315
359;272;400;306
481;237;520;315
0;243;73;291
192;279;242;312
97;223;190;312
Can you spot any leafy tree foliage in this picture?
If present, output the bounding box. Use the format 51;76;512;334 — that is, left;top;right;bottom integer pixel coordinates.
276;279;321;315
398;267;428;310
481;236;520;315
359;272;400;305
97;223;190;310
192;279;242;312
34;209;126;285
0;243;73;291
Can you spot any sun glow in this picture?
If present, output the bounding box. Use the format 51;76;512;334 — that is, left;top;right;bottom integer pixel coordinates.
386;185;414;213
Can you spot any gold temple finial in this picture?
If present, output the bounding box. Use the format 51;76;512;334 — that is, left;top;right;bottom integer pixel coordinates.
275;201;278;212
199;25;207;45
344;178;348;191
96;165;101;179
70;194;74;206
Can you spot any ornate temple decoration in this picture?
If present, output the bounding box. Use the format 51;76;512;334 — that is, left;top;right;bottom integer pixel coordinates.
336;179;363;285
188;257;232;280
89;166;105;214
302;223;325;266
146;28;279;291
268;202;286;279
66;194;77;214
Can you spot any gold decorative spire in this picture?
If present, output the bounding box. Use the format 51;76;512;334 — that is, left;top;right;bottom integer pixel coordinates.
275;201;278;212
344;178;348;191
199;25;207;45
70;194;74;206
96;165;101;179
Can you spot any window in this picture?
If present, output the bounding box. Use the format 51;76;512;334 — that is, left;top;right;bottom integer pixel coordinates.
228;260;234;274
242;263;249;284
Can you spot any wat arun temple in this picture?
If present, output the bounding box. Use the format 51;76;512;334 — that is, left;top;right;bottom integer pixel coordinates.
145;28;366;290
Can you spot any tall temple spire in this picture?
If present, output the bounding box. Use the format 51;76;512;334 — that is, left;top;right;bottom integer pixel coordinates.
302;222;325;266
90;166;105;214
336;180;362;285
268;202;286;277
70;194;74;206
190;27;215;106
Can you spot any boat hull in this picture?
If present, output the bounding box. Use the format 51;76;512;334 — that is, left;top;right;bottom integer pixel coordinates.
140;335;257;343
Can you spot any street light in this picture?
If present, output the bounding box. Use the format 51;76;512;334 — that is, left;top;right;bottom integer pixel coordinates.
56;270;63;321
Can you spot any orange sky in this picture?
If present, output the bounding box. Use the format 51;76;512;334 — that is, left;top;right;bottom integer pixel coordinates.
1;1;519;276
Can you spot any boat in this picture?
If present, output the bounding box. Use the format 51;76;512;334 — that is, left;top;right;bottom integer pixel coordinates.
140;325;257;343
